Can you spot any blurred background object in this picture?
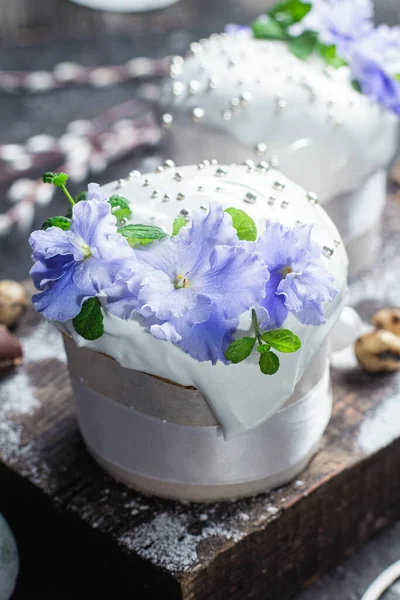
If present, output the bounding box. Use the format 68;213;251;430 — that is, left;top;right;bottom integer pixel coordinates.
69;0;181;11
0;514;19;600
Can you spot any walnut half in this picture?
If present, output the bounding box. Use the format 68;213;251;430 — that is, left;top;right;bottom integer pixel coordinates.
355;330;400;373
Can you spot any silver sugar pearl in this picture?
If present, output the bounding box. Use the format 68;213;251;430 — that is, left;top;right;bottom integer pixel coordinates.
276;97;288;110
210;159;218;165
189;80;201;94
306;191;319;205
176;192;185;201
191;107;205;122
143;178;151;187
116;178;127;188
174;171;184;181
163;159;175;169
169;64;181;79
162;113;173;128
170;55;184;67
222;109;232;120
189;42;202;55
268;196;276;205
197;162;205;169
180;208;189;216
129;170;141;179
156;165;164;173
243;159;255;168
202;159;211;166
322;246;334;258
256;161;269;173
240;91;253;106
216;187;223;192
163;193;171;202
215;167;228;177
255;142;267;156
244;191;257;204
151;189;160;198
273;180;285;191
197;186;205;192
230;97;240;108
280;200;289;209
172;81;185;96
334;239;341;247
200;205;207;210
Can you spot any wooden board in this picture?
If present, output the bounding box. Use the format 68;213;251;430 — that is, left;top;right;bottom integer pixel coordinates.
2;196;400;600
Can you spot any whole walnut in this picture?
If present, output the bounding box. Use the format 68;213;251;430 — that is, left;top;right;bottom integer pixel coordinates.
372;308;400;337
0;280;28;328
355;329;400;373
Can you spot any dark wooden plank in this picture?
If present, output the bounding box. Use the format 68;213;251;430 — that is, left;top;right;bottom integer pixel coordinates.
1;196;400;599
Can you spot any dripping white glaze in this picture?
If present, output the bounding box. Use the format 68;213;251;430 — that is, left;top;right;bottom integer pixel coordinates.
63;164;348;439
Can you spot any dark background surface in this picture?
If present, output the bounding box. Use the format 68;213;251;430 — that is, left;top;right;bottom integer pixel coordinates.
0;1;400;599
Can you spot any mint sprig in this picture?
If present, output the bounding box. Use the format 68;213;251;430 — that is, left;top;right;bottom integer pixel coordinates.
225;208;257;241
42;216;71;231
252;0;347;69
172;216;186;236
72;297;104;341
118;224;168;247
268;0;311;28
225;309;301;375
108;195;132;221
43;172;75;207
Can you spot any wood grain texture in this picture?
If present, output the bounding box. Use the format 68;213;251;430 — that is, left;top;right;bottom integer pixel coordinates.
1;197;400;599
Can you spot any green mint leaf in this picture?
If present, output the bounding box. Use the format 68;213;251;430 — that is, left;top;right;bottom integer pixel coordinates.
42;216;71;231
118;224;168;247
224;208;258;241
288;31;318;60
268;0;312;27
257;344;271;353
172;216;187;236
394;74;400;82
108;195;132;221
252;16;287;40
317;43;347;69
225;337;256;364
72;297;104;341
42;172;69;188
259;351;280;375
262;329;302;353
352;80;362;93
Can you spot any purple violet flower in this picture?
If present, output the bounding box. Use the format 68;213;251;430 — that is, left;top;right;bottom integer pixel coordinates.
348;25;400;116
289;0;374;57
130;204;269;364
257;221;339;329
29;183;136;321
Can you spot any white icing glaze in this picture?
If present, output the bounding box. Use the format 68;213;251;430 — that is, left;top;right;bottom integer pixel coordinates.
161;34;399;204
63;164;348;439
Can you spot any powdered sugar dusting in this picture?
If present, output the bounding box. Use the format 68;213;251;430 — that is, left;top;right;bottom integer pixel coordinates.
120;511;244;572
0;320;65;477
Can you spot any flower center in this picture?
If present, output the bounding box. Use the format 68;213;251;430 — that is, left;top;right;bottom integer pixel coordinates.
280;266;293;278
80;242;92;260
174;274;189;289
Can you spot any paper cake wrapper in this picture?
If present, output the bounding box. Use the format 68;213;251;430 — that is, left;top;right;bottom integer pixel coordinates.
63;335;332;502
